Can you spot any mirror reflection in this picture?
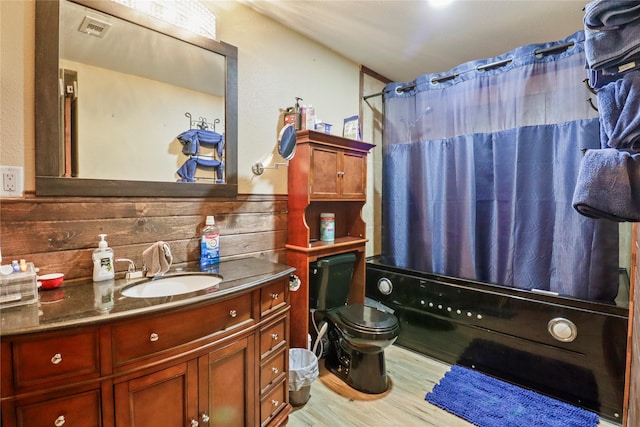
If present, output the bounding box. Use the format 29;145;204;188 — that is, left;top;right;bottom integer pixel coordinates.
278;125;297;161
35;0;238;197
60;0;225;183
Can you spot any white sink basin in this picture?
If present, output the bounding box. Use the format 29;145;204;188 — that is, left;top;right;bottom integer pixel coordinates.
121;274;222;298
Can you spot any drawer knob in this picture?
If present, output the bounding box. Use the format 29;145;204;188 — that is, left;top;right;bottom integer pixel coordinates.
54;415;66;426
271;399;279;407
229;309;237;318
190;419;199;427
149;333;159;342
271;333;279;341
201;413;210;423
271;367;279;375
271;293;279;300
51;353;63;365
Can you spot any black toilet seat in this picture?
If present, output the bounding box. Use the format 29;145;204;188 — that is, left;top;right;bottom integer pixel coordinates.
330;304;399;339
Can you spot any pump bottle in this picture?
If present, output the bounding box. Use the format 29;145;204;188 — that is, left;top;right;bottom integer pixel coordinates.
93;234;115;282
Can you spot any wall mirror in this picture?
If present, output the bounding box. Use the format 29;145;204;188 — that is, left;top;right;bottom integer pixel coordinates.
35;0;238;197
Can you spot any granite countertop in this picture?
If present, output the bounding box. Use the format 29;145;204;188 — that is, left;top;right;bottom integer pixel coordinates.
1;257;295;337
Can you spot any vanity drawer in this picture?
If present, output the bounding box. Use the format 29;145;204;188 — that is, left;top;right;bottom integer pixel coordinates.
260;347;286;392
260;278;287;316
260;378;286;427
260;318;286;357
112;294;253;366
16;389;101;427
12;330;100;389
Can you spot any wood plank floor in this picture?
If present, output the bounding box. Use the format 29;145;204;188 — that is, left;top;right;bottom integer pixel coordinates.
287;345;621;427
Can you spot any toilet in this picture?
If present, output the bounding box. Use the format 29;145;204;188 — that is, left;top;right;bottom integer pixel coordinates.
309;253;399;394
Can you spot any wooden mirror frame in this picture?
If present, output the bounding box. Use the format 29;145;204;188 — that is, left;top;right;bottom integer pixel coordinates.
34;0;238;197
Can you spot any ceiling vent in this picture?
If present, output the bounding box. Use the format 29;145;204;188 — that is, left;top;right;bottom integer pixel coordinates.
78;16;112;38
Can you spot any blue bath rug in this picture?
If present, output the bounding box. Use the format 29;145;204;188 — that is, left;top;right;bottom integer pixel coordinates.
425;365;599;427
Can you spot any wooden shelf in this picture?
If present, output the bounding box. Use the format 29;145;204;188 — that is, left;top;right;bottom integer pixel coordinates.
287;236;368;252
287;132;373;348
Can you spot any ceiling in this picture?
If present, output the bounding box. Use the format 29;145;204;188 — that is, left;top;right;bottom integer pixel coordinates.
242;0;589;83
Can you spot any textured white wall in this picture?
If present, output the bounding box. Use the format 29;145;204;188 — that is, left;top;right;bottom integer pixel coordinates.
0;0;36;191
210;1;360;194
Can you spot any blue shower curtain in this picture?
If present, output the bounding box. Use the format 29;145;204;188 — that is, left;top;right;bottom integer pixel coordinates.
381;31;620;302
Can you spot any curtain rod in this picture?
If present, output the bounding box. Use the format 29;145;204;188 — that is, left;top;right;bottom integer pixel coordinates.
364;82;416;100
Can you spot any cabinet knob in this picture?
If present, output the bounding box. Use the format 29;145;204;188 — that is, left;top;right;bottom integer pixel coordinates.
271;292;279;300
229;309;237;318
271;399;279;407
271;367;279;375
190;419;199;427
271;333;279;341
51;353;63;365
54;415;66;426
149;332;159;342
201;413;210;423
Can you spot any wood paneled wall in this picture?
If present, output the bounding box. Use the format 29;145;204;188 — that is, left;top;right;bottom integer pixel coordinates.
0;194;288;283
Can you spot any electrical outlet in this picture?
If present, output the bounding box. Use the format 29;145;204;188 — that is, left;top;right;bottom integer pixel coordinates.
1;166;24;197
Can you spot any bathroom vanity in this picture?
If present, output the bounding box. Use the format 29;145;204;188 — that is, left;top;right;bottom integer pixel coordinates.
0;258;294;427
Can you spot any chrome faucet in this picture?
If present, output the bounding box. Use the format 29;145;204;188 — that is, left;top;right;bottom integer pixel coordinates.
115;258;145;280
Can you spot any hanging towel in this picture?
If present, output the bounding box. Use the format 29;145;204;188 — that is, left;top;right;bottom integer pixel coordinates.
597;70;640;151
143;241;173;277
177;129;224;156
588;68;616;90
572;148;640;222
197;130;225;157
584;0;640;30
176;157;223;182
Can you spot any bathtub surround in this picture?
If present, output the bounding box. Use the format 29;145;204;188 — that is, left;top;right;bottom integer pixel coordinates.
366;260;628;422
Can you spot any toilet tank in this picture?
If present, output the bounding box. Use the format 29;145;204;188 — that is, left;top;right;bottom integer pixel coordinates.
309;252;356;310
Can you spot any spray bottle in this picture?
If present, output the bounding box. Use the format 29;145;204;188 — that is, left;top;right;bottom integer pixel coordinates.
294;97;303;130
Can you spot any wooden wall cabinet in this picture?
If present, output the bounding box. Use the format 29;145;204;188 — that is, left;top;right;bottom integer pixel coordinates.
1;277;291;427
287;130;375;348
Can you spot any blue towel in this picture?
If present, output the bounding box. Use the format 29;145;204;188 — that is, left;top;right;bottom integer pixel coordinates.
584;0;640;30
584;24;640;71
587;67;622;90
177;129;224;156
197;130;225;157
176;157;223;182
597;71;640;151
572;149;640;222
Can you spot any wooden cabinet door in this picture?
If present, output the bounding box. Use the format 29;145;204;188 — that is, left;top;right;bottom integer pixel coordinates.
310;146;339;198
200;336;255;427
114;361;197;427
341;151;367;198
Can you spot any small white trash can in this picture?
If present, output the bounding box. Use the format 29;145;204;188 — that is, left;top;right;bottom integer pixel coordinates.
288;348;319;406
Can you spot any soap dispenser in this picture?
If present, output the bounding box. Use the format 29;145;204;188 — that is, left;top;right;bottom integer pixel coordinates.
93;234;115;282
